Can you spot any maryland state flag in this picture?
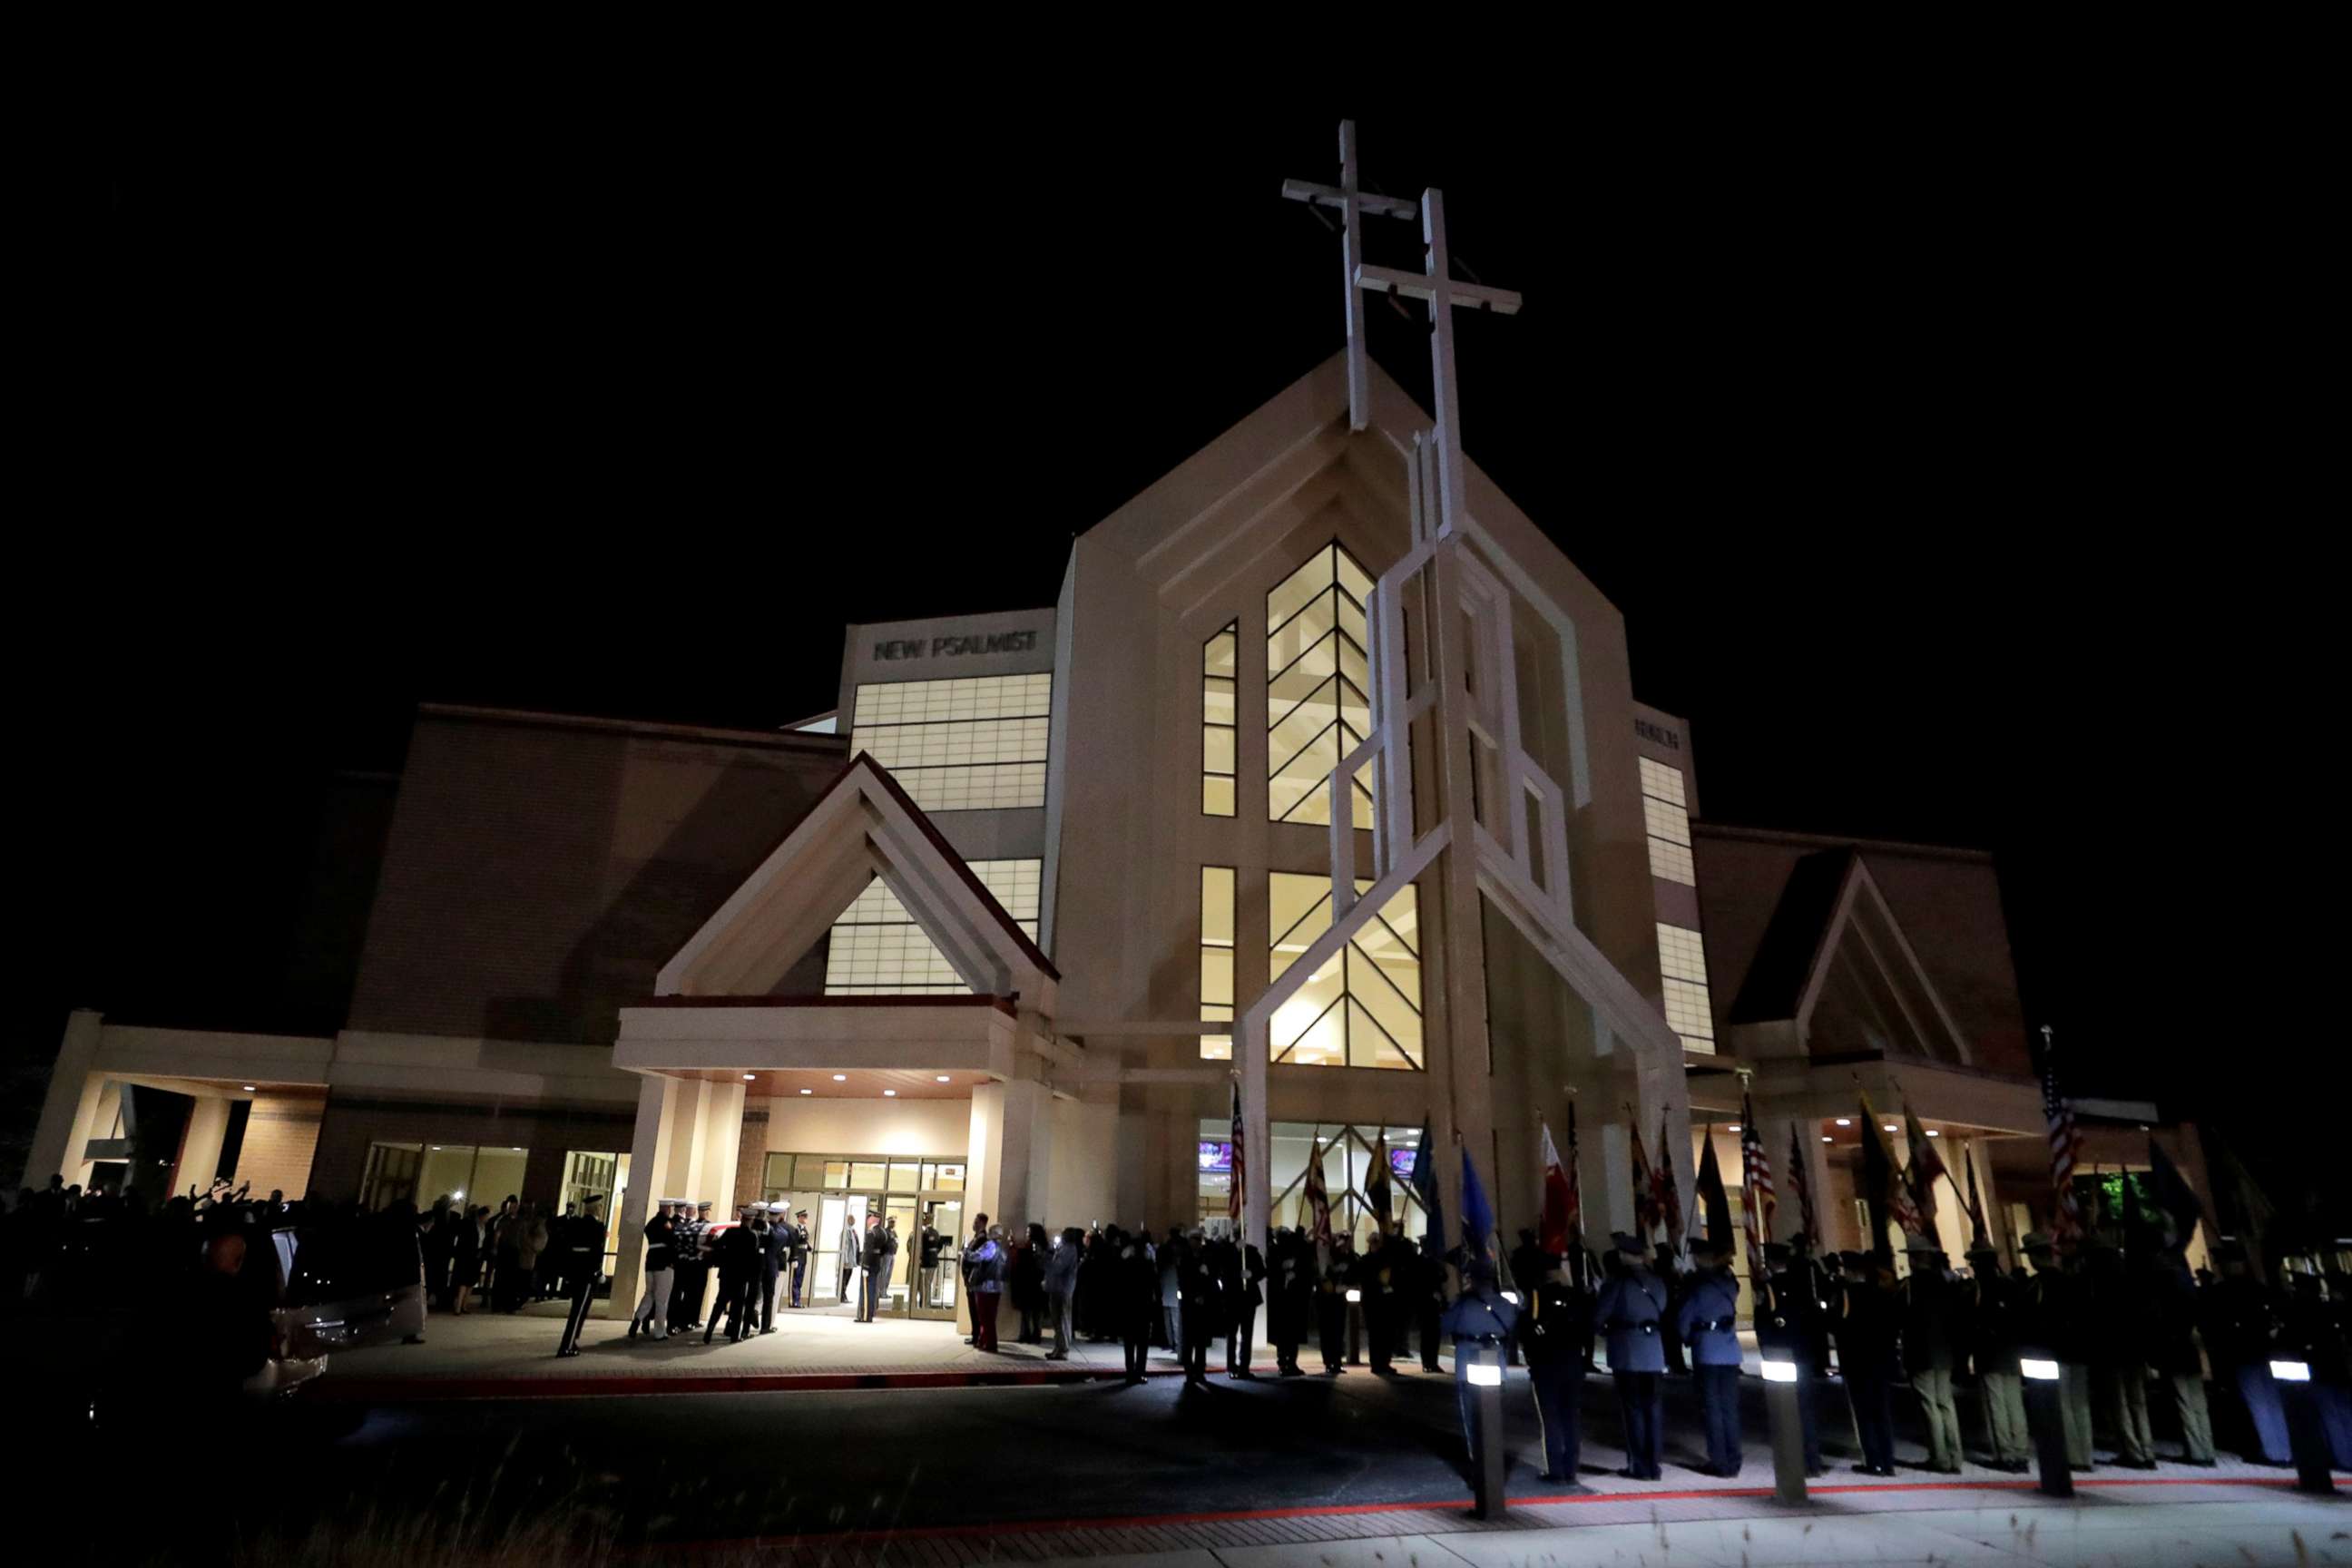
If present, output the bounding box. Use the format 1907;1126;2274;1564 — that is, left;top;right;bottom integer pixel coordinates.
1630;1120;1661;1241
1365;1130;1393;1235
1902;1104;1946;1236
1694;1129;1733;1249
1539;1121;1576;1256
1302;1138;1333;1246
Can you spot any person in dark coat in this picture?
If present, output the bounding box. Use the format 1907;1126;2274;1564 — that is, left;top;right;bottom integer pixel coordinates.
2021;1231;2095;1469
703;1208;762;1343
1316;1237;1352;1374
1519;1251;1586;1484
758;1202;788;1333
1269;1228;1314;1376
2141;1235;2214;1464
1760;1240;1826;1475
788;1209;812;1308
1901;1240;1966;1474
2087;1238;2156;1467
450;1205;486;1315
1416;1234;1448;1371
1178;1228;1220;1385
1115;1228;1158;1382
1213;1231;1267;1377
858;1214;899;1323
1835;1250;1900;1476
671;1200;711;1331
1654;1243;1690;1377
2200;1240;2288;1465
1353;1230;1403;1375
1967;1240;2032;1471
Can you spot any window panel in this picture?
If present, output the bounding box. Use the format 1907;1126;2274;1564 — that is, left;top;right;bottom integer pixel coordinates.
825;859;1043;995
1203;622;1238;818
849;674;1053;813
1266;873;1423;1070
1638;755;1697;887
1656;922;1715;1054
1201;867;1235;1060
1267;544;1378;829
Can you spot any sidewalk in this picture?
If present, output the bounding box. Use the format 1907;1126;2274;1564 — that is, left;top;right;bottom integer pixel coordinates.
311;1299;1314;1396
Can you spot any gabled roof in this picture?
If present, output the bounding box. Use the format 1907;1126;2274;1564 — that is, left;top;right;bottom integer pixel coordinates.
654;753;1057;1004
1729;848;1973;1065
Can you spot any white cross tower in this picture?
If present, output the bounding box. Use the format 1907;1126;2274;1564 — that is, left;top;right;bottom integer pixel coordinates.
1354;190;1522;537
1282;121;1418;432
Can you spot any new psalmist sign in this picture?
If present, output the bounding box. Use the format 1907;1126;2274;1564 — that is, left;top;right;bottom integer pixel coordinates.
871;628;1042;662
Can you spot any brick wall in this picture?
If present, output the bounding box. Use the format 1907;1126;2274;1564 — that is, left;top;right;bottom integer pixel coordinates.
732;1108;770;1211
306;1096;638;1206
233;1092;327;1200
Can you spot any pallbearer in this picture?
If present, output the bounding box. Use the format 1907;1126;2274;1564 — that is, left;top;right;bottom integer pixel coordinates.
1676;1237;1743;1476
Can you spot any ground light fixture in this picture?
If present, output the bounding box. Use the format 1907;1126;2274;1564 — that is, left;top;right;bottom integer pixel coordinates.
1759;1357;1807;1503
2017;1357;2072;1496
1926;1129;1941;1137
1727;1124;1740;1132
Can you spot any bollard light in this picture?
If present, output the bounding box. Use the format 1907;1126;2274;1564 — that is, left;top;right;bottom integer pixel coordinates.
2271;1359;2312;1383
1759;1357;1807;1502
1500;1289;1521;1305
2020;1357;2061;1381
1346;1288;1362;1303
1761;1357;1798;1384
1467;1359;1503;1387
2018;1355;2073;1497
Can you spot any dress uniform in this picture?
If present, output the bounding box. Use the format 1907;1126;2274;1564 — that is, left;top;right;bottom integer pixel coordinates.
1221;1237;1267;1377
1440;1269;1519;1473
2087;1239;2155;1466
916;1217;945;1310
788;1210;812;1307
1674;1240;1743;1476
554;1198;606;1357
1518;1257;1587;1483
1901;1240;1966;1473
2202;1241;2288;1464
758;1202;788;1332
669;1201;710;1332
1316;1240;1350;1374
2143;1240;2215;1464
629;1200;679;1342
1177;1230;1219;1384
1966;1242;2032;1471
1835;1250;1899;1475
704;1209;761;1342
1353;1233;1401;1375
1417;1236;1449;1371
1269;1230;1313;1376
2021;1232;2095;1469
1592;1234;1667;1479
1760;1242;1825;1475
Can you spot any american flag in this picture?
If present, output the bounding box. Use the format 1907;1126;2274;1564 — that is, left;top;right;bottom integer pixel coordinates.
1740;1093;1775;1274
1228;1076;1245;1225
2039;1026;2085;1247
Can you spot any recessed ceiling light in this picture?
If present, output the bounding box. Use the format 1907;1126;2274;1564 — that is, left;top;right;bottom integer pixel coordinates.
1926;1129;1941;1137
743;1073;757;1081
832;1073;847;1082
1884;1124;1898;1132
1821;1136;1833;1142
1727;1124;1741;1132
242;1085;257;1092
883;1089;897;1097
936;1075;951;1083
1834;1118;1851;1127
799;1088;813;1095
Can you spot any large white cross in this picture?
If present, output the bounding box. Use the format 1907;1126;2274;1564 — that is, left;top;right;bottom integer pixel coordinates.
1282;121;1417;432
1356;190;1521;537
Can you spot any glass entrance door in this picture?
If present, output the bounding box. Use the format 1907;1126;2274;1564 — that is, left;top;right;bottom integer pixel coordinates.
911;1198;962;1320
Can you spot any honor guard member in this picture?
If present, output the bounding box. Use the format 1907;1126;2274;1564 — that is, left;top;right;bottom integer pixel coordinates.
1655;1244;1691;1377
2020;1231;2095;1470
1966;1240;2033;1471
2203;1239;2290;1464
1593;1233;1668;1479
739;1203;770;1334
1676;1238;1744;1476
1836;1250;1901;1475
917;1210;946;1309
1353;1231;1401;1375
787;1209;812;1308
1417;1234;1449;1372
758;1202;789;1333
1440;1259;1520;1475
1177;1228;1220;1384
2086;1236;2157;1467
629;1199;679;1343
1220;1230;1267;1377
1518;1251;1588;1484
2143;1230;2216;1465
554;1195;605;1357
703;1207;760;1343
1901;1239;1966;1473
1760;1241;1826;1475
858;1212;897;1321
1315;1237;1351;1374
670;1201;711;1333
1269;1229;1314;1376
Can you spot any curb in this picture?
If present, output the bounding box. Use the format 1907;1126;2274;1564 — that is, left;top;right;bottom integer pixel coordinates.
302;1361;1319;1402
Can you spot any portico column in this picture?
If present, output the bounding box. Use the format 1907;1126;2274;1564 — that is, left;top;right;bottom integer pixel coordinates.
177;1095;232;1197
609;1073;687;1320
27;1010;107;1189
969;1078;1048;1234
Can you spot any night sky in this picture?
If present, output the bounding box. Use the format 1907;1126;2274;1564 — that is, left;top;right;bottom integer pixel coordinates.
21;85;2328;1210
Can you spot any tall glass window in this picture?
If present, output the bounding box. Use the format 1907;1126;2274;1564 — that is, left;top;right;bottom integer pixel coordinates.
1268;871;1422;1070
850;674;1052;812
1199;867;1235;1060
1202;622;1238;816
1267;544;1376;828
1639;757;1696;885
1655;921;1715;1054
824;859;1042;995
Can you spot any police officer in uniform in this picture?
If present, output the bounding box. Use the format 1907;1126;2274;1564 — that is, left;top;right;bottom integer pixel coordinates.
1593;1232;1667;1479
1441;1259;1520;1476
787;1209;812;1308
1178;1228;1219;1385
916;1210;946;1310
1902;1239;1966;1473
2021;1231;2095;1470
1967;1240;2032;1471
1353;1230;1401;1375
2203;1239;2290;1464
704;1206;761;1342
758;1201;788;1332
1836;1250;1900;1475
1269;1228;1314;1376
554;1195;605;1357
2143;1230;2216;1465
1677;1238;1743;1476
1315;1238;1349;1375
1221;1230;1267;1377
1518;1251;1586;1484
2088;1234;2156;1467
1760;1240;1826;1475
1417;1234;1449;1371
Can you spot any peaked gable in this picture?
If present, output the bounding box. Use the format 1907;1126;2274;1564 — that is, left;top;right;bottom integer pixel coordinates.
655;754;1057;1005
1731;849;1972;1066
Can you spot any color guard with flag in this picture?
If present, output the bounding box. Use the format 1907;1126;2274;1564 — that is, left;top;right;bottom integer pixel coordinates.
1539;1122;1575;1257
